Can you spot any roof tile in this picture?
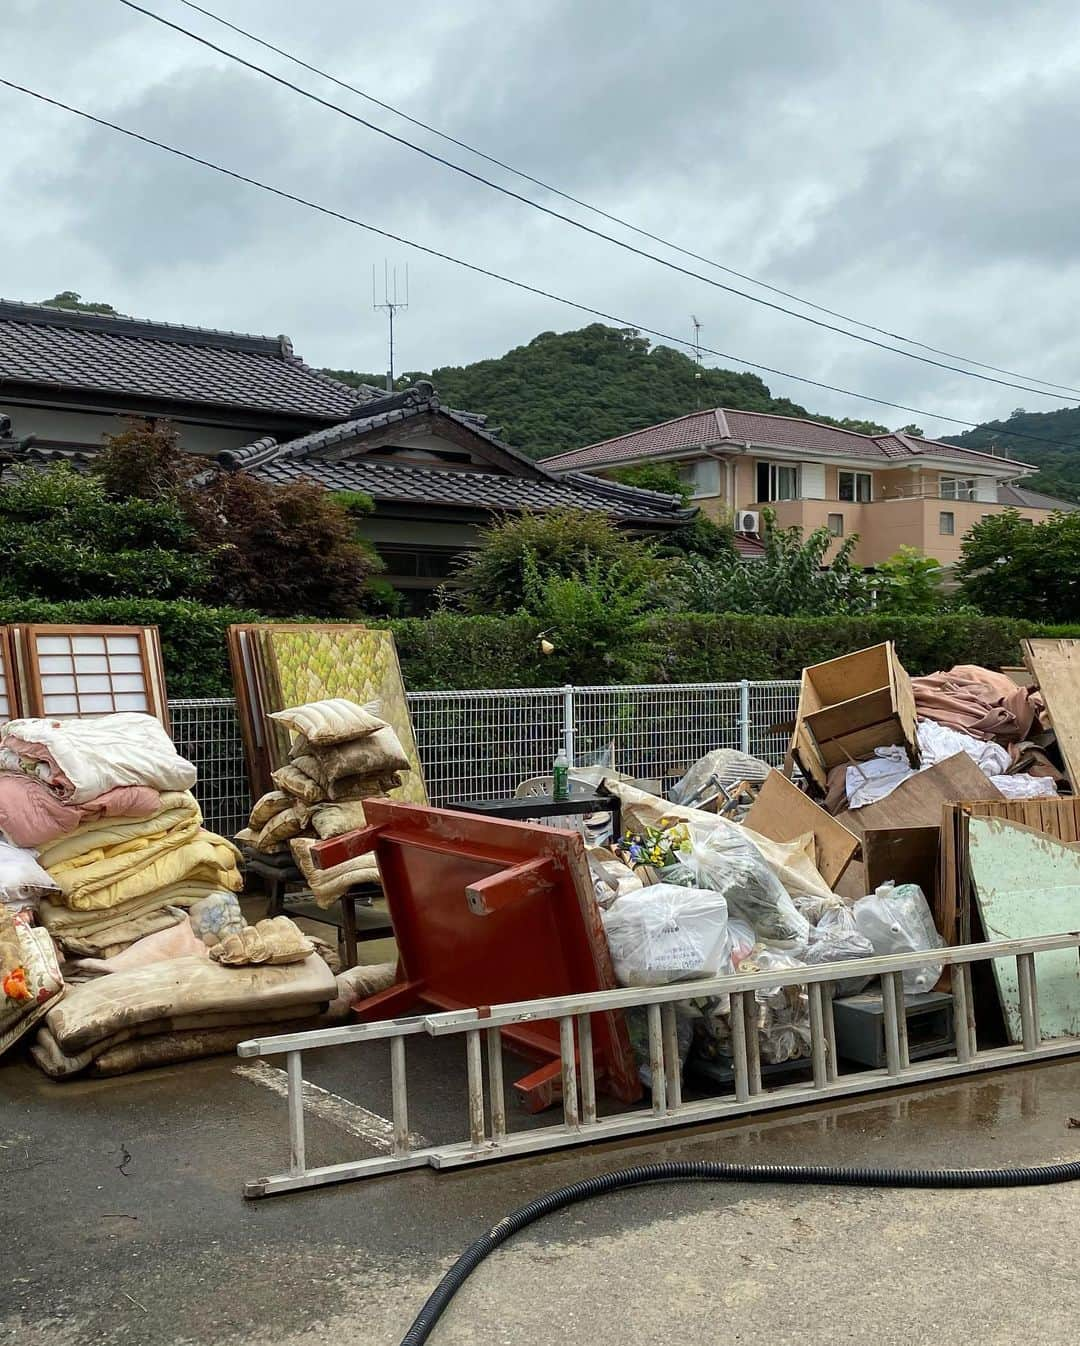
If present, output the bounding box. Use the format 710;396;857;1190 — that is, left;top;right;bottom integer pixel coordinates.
543;406;1030;473
0;299;357;420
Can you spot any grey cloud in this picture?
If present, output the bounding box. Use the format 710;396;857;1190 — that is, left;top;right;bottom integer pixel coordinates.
3;0;1080;440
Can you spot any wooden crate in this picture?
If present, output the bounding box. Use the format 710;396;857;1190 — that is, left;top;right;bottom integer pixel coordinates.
791;641;919;792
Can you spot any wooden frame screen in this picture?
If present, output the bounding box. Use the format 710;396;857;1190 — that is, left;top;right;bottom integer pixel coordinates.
0;628;19;721
10;625;170;729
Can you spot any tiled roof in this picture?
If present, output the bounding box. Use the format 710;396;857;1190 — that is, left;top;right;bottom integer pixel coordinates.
732;531;767;558
543;407;1032;473
0;299;358;420
250;457;687;520
997;482;1080;512
216;385;692;523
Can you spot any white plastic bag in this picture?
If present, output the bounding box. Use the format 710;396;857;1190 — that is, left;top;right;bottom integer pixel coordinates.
0;841;58;913
803;901;875;995
601;883;734;987
663;824;811;948
695;948;811;1065
728;919;756;967
853;882;944;993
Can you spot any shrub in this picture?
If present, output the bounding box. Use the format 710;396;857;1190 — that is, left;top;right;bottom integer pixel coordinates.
4;602;1071;702
675;517;874;616
0;465;210;600
450;509;673;614
955;510;1080;622
92;418;380;617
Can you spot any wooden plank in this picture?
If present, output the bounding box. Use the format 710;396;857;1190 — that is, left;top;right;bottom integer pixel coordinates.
743;770;859;888
837;753;1003;835
815;718;910;769
968;816;1080;1043
862;826;940;896
803;687;895;747
1022;638;1080;791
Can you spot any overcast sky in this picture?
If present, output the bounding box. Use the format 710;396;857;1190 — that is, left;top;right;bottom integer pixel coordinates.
3;0;1080;438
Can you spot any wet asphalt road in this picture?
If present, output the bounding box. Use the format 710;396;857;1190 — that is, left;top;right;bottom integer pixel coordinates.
3;1045;1080;1346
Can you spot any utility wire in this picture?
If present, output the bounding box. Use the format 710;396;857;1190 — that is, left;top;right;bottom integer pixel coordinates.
3;75;1076;460
172;0;1080;402
116;0;1078;405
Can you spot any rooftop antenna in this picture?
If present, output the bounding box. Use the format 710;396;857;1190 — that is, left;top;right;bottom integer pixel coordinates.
691;314;704;406
373;261;409;392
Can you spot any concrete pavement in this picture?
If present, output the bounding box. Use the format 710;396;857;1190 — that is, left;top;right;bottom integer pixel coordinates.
3;1050;1079;1345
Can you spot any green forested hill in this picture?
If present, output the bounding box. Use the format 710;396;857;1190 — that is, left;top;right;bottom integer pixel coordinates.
944;408;1080;502
324;324;894;459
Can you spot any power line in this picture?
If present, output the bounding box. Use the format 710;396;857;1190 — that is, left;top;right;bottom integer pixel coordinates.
116;0;1079;406
171;0;1080;403
2;75;1075;458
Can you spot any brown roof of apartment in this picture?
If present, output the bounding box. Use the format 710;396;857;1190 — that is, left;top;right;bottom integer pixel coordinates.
542;407;1031;473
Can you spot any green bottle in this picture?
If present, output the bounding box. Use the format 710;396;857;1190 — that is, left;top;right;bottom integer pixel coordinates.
552;748;570;801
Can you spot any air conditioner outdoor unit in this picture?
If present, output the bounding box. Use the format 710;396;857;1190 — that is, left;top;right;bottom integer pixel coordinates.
735;510;760;535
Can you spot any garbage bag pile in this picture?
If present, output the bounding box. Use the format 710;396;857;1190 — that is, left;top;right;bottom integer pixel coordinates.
594;774;946;1083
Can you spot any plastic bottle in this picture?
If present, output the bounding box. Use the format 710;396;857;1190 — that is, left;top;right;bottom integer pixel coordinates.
552;748;570;801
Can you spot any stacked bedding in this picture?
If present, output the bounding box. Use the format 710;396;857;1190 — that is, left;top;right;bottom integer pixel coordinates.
31;951;335;1078
0;715;242;958
238;698;412;905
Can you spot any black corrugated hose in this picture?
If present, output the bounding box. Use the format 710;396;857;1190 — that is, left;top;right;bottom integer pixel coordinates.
398;1158;1080;1345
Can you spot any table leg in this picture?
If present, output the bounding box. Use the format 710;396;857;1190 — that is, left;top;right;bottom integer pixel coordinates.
341;893;358;969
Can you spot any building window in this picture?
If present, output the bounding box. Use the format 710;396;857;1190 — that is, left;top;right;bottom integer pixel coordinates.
756;462;799;502
827;513;844;537
838;471;872;502
941;476;976;501
678;458;721;498
939;511;955;536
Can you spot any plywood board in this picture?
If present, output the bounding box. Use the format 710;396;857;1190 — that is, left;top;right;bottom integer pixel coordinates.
968;815;1080;1042
743;769;859;887
837;753;1002;835
862;825;940;898
1022;638;1080;791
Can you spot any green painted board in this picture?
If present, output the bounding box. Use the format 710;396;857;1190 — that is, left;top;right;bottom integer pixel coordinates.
968;817;1080;1042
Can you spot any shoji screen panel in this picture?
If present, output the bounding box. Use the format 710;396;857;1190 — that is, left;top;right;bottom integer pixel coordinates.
13;625;170;729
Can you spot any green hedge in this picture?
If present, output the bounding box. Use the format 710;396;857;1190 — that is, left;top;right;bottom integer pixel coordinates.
2;601;1077;697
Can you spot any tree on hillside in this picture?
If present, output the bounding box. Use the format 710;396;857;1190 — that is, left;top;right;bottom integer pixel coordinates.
321;325;871;458
954;510;1080;621
40;290;120;316
944;408;1080;502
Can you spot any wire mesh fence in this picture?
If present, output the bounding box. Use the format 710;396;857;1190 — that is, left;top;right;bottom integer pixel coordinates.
169;680;800;833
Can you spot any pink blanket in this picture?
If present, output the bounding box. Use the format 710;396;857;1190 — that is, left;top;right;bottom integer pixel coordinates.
911;665;1042;743
0;773;161;849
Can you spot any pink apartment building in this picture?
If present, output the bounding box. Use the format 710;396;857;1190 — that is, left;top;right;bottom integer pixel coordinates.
545;407;1076;566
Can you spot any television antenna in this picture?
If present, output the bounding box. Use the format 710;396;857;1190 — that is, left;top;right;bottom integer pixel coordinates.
373;261;409;391
691;314;704;405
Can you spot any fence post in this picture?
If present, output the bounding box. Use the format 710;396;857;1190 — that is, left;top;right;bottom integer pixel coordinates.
738;679;751;754
563;684;576;766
